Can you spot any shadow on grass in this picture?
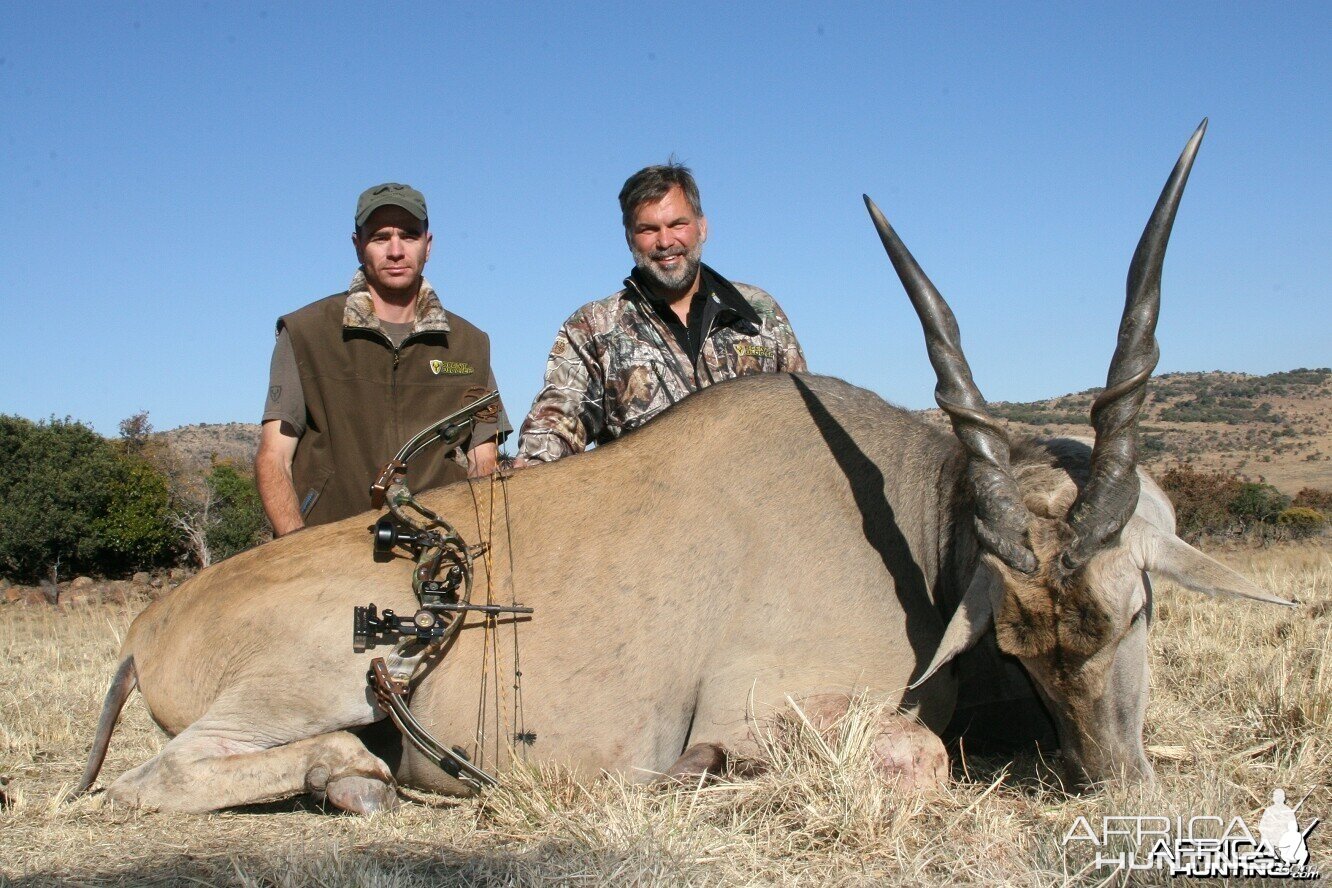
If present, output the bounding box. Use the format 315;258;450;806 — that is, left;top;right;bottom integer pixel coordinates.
2;841;709;888
947;740;1069;796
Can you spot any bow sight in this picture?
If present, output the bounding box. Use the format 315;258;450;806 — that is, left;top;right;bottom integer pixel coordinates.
352;391;533;653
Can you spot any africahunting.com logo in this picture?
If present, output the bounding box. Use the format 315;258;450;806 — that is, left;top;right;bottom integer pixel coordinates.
1064;788;1320;879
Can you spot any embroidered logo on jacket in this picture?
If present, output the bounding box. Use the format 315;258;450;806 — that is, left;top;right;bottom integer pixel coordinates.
429;360;474;375
734;343;775;358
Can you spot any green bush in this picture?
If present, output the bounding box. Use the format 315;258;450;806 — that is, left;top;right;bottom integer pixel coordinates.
1276;507;1326;539
1140;433;1169;457
96;456;174;570
1158;397;1281;424
1158;464;1241;539
1266;367;1331;386
1155;458;1330;542
0;415;175;582
1228;482;1288;525
205;462;268;562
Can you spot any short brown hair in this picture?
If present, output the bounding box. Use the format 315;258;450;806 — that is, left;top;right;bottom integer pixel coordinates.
618;162;703;230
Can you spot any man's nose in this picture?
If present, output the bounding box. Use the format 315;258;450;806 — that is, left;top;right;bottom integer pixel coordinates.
386;234;406;256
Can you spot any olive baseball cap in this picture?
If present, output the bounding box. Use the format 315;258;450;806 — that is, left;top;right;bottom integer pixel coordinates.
355;182;428;228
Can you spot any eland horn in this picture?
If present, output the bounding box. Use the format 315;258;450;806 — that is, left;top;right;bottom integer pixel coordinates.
865;195;1037;574
1063;119;1208;570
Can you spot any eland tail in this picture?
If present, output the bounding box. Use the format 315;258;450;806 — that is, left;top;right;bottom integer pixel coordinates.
72;654;138;797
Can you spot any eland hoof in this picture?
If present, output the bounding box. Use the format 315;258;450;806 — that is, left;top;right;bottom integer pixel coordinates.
664;742;728;782
323;775;399;814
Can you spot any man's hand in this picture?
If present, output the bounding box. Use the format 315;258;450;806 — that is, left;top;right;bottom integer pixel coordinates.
255;420;304;536
467;440;499;478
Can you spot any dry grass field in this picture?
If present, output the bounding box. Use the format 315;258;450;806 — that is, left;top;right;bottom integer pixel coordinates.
2;541;1329;887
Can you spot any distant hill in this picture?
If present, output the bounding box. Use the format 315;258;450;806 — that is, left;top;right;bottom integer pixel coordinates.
156;422;260;473
953;367;1332;496
156;368;1332;495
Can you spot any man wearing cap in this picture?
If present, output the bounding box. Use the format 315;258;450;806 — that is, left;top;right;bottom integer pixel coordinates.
515;162;806;463
256;183;509;535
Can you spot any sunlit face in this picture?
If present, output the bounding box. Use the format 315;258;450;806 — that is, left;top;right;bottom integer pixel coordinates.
353;205;432;299
627;185;707;294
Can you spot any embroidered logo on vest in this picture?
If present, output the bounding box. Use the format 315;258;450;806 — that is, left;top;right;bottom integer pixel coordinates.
734;343;775;359
430;360;474;376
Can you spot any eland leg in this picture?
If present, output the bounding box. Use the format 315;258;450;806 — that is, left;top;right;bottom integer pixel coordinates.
106;726;396;814
784;693;948;789
105;686;394;814
685;688;948;789
869;712;948;789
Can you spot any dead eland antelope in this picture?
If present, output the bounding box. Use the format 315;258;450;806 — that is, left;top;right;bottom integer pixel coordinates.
77;120;1293;814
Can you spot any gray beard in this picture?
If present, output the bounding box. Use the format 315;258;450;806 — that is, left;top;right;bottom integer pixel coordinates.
632;245;702;293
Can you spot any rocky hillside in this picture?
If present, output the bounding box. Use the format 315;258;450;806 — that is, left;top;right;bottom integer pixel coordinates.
156;368;1332;495
974;367;1332;495
156;421;260;473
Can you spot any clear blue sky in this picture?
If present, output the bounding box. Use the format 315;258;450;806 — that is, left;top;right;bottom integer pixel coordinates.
2;2;1327;437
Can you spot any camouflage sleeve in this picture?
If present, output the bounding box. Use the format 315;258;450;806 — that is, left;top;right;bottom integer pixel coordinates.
769;299;808;372
516;318;605;462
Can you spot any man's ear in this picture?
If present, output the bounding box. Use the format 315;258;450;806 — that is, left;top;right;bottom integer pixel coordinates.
352;230;364;264
699;215;708;244
424;229;433;263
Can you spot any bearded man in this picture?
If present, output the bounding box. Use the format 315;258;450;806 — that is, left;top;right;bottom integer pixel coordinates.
516;163;806;463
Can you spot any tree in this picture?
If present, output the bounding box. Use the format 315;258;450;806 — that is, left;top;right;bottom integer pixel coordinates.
169;461;268;568
95;455;174;571
0;415;175;582
169;479;215;569
205;462;267;563
118;410;154;453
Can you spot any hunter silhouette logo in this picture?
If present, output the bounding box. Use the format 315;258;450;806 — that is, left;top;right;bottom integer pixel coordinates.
429;360;473;376
1259;788;1315;868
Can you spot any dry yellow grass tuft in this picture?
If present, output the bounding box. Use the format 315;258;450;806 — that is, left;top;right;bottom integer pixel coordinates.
2;542;1328;886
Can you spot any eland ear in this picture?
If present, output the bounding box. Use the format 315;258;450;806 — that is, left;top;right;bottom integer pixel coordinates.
909;562;1004;690
1136;529;1297;608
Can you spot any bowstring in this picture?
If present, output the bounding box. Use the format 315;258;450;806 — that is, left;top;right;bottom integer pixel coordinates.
486;470;508;768
467;476;491;770
464;459;527;774
467;470;512;771
501;469;527;762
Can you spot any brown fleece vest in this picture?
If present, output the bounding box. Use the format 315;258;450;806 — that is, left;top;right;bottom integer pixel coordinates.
281;293;491;526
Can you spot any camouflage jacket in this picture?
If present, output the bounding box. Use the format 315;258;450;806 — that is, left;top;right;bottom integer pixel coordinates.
517;265;807;462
